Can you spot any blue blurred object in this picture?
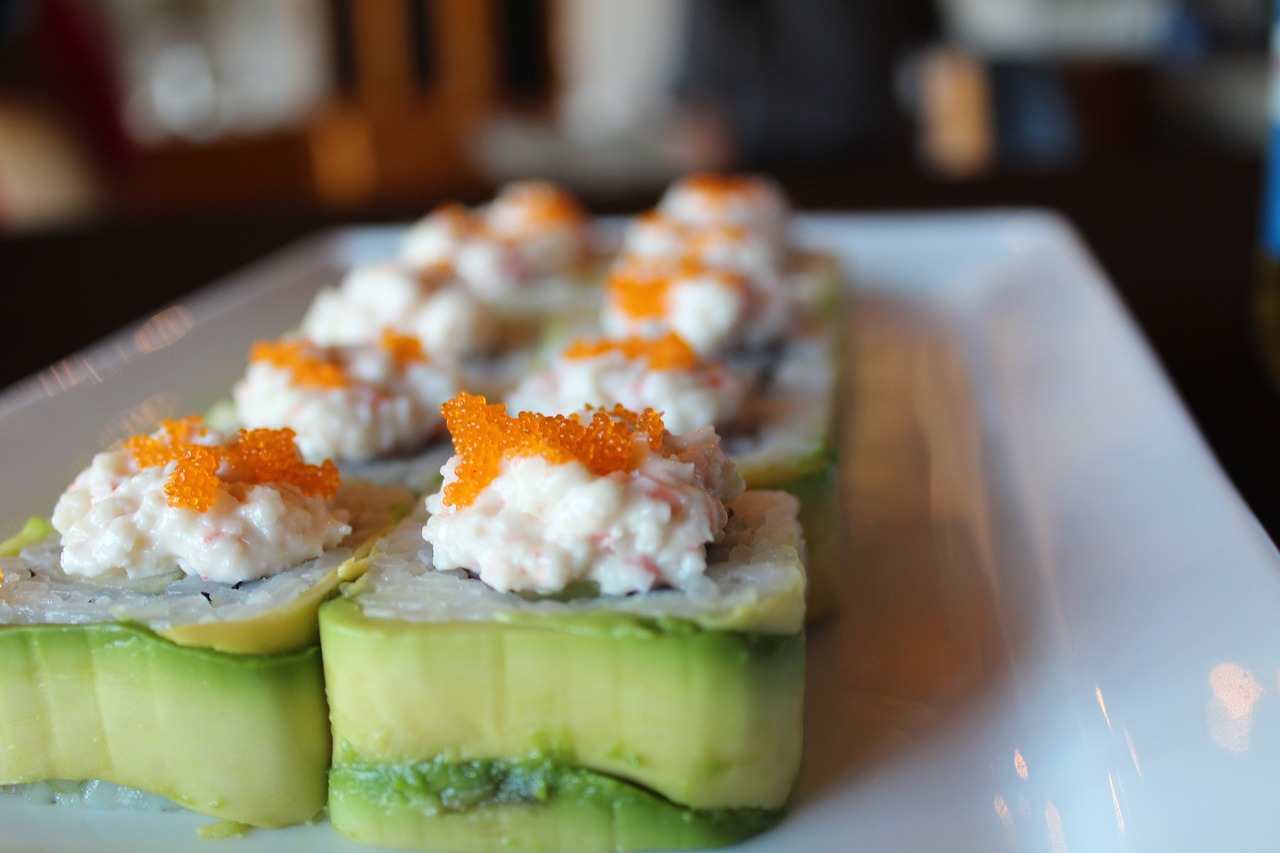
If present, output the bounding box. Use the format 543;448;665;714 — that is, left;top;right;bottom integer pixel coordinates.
1164;2;1213;63
990;64;1081;168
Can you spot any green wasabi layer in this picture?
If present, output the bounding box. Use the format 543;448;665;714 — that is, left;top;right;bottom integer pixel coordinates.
0;622;329;827
329;756;786;853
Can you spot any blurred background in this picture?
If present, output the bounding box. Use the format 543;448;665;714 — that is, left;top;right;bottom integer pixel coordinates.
0;0;1267;222
3;0;1280;523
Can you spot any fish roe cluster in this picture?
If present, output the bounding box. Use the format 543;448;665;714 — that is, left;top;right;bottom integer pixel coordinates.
563;332;697;371
380;329;427;368
249;339;346;388
504;181;587;228
124;417;340;512
439;392;665;508
606;260;745;320
606;262;673;319
682;173;758;199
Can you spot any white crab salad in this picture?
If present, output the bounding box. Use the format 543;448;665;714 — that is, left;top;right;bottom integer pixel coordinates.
504;333;746;434
601;257;790;355
421;393;744;596
51;417;350;583
657;173;790;245
300;261;493;359
233;334;456;463
622;210;784;278
399;181;590;299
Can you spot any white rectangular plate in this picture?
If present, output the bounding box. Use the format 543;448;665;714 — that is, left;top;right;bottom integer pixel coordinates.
4;212;1280;852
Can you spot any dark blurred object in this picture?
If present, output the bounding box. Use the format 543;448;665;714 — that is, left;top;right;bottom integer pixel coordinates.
9;0;555;216
1251;0;1280;390
673;0;938;168
0;0;123;227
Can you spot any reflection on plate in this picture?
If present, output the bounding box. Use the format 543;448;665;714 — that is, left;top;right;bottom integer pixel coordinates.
4;212;1280;852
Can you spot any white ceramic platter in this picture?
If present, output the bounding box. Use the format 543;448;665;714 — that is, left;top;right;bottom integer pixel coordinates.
3;212;1280;852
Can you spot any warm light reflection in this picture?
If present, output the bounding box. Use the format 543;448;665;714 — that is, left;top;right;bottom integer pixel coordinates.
33;343;131;398
42;355;103;394
994;793;1016;840
1108;773;1125;833
1095;685;1112;731
1207;662;1263;754
97;394;179;449
1013;748;1028;780
134;306;194;353
1017;793;1031;819
1045;800;1068;853
1124;728;1143;778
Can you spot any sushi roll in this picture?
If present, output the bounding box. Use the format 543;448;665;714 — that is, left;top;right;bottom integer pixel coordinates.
602;175;843;619
320;393;805;852
0;417;408;829
233;332;457;492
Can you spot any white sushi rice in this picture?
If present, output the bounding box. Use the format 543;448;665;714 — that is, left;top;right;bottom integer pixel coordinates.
1;780;182;812
0;536;351;629
0;482;410;629
350;490;805;635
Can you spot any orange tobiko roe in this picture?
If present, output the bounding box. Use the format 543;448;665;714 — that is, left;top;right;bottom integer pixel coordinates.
124;416;339;512
249;339;346;388
681;173;761;201
563;332;697;371
380;329;428;368
504;182;586;228
605;262;670;320
606;260;747;321
439;392;665;509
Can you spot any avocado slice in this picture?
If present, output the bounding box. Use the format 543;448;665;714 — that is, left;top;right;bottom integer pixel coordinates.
0;621;329;827
0;489;397;827
0;518;54;558
319;490;805;850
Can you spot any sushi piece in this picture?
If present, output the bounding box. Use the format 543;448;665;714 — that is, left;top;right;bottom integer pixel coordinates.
233;332;457;492
656;173;790;244
320;393;805;852
503;332;749;435
510;329;839;621
301;261;495;360
625;174;841;315
600;256;791;357
0;417;407;828
400;181;599;315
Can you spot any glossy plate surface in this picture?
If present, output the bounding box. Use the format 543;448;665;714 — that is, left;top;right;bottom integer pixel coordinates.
4;212;1280;852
